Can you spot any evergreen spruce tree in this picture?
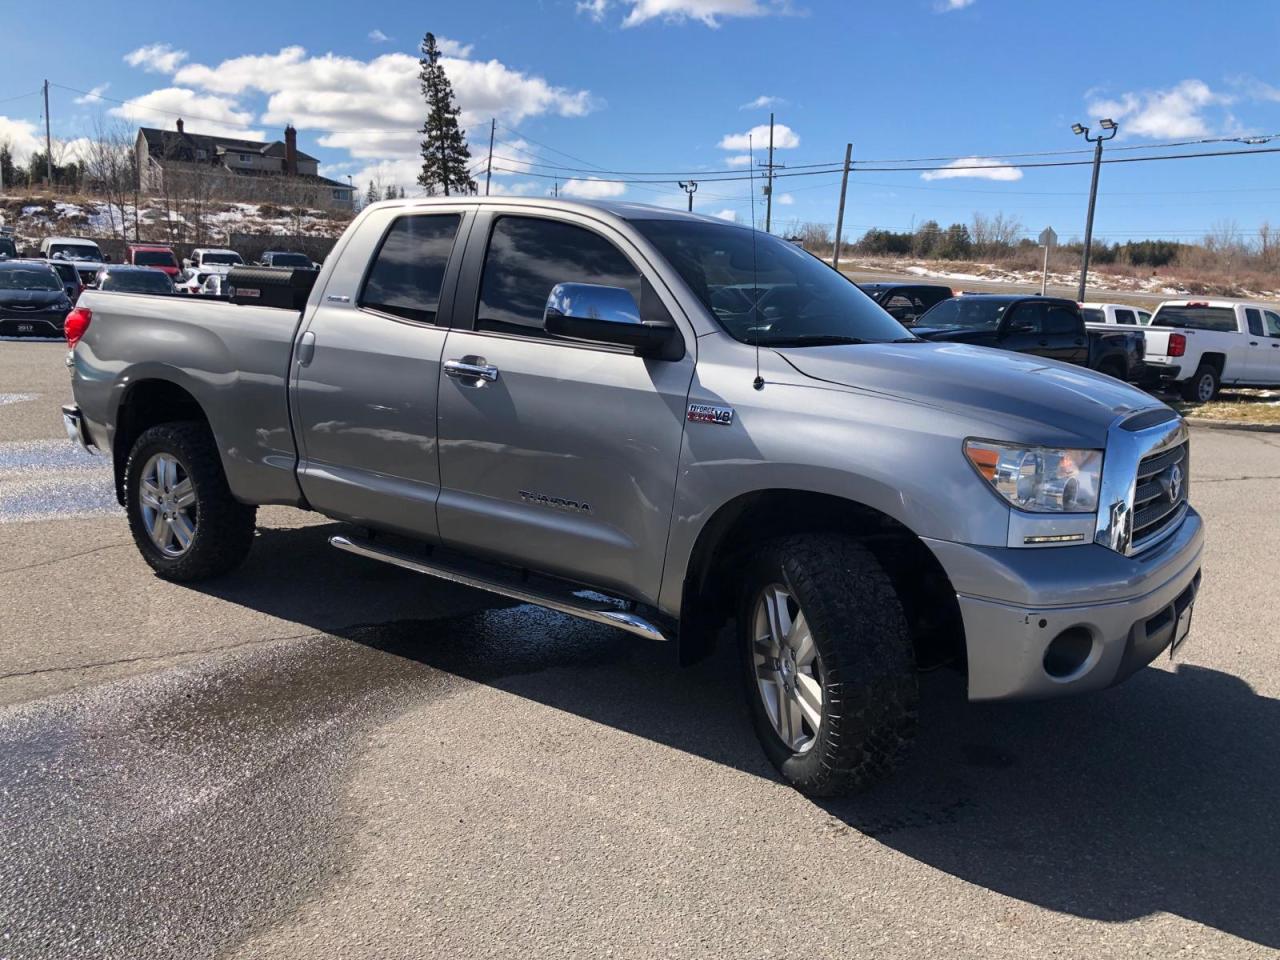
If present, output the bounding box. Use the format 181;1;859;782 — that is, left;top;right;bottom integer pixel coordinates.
417;32;476;196
364;180;379;206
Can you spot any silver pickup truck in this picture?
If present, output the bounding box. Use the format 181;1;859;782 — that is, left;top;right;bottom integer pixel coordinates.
62;198;1204;796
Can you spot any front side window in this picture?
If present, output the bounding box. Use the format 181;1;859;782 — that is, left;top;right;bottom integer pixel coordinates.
1265;312;1280;337
477;216;641;336
636;219;908;346
1137;311;1153;325
359;214;461;324
1005;303;1045;335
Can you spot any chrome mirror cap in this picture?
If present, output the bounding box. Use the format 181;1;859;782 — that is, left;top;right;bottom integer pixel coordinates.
543;282;641;327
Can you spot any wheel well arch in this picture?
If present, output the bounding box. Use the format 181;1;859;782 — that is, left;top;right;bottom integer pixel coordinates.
111;379;209;505
676;489;964;671
1199;352;1226;377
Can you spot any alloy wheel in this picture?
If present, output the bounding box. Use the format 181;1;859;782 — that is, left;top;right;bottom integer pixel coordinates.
139;453;198;557
751;582;824;753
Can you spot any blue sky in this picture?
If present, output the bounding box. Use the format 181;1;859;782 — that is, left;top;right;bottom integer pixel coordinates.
3;0;1280;245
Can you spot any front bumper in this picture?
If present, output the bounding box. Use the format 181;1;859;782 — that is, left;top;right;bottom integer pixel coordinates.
0;313;65;337
924;505;1204;700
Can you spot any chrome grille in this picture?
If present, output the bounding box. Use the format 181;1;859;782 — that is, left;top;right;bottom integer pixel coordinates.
1131;441;1188;550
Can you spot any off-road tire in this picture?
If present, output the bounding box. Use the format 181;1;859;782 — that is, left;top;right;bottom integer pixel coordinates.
1181;364;1219;403
124;421;256;581
739;534;918;797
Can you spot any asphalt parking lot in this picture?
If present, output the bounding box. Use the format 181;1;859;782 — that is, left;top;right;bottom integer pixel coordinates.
1;340;1277;960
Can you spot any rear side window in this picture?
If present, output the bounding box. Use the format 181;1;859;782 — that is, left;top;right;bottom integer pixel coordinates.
477;216;641;336
360;214;461;324
1151;306;1237;332
1044;305;1080;335
1080;308;1104;324
1247;309;1264;336
1114;309;1136;325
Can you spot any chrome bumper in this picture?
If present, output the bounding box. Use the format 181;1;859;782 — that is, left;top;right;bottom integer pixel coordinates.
61;404;98;455
925;506;1204;701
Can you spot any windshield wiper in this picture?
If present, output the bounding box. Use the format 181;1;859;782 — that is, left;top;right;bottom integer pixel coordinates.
767;335;870;347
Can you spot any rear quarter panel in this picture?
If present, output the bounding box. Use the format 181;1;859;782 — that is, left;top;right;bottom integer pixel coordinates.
71;291;306;505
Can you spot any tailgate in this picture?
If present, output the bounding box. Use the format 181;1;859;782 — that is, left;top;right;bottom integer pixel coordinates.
1142;327;1172;359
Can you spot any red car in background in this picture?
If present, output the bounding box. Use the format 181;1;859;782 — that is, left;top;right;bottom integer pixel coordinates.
124;244;182;279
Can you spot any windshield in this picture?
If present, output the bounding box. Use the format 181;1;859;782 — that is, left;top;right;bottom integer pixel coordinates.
48;243;101;262
1150;305;1237;332
101;270;174;294
0;266;61;291
917;298;1011;330
267;252;311;267
201;252;242;266
634;220;911;346
133;249;177;267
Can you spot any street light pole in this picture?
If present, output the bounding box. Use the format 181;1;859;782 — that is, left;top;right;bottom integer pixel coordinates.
1071;118;1117;301
678;180;698;211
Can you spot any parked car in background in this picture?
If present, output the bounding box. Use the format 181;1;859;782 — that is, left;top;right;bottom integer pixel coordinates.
1080;302;1153;327
48;261;84;304
178;248;244;293
0;260;73;337
63;197;1203;798
256;250;316;269
94;265;176;296
915;294;1145;381
856;283;954;326
125;244;182;279
40;236;107;287
0;231;17;260
1142;299;1280;401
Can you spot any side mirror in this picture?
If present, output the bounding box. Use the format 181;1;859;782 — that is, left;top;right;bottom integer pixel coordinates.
543;282;679;359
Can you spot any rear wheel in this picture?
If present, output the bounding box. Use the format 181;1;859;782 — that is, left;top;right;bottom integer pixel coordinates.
739;534;918;797
124;421;256;581
1181;364;1219;403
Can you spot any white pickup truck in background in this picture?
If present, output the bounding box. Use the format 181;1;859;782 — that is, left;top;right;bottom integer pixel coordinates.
178;248;245;294
1143;299;1280;401
1080;302;1153;327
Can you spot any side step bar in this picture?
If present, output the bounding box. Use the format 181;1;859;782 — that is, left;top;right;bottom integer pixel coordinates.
329;534;670;643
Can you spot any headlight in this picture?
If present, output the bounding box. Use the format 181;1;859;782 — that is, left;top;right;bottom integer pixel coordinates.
965;440;1102;513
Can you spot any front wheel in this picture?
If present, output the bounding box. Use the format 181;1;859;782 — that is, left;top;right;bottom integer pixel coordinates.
739;534;918;797
124;421;257;581
1180;364;1219;403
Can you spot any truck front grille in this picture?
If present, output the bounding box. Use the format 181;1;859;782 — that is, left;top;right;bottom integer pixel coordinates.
1131;440;1189;551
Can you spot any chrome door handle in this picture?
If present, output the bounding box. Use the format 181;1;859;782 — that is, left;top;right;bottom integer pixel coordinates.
297;330;316;366
443;358;499;382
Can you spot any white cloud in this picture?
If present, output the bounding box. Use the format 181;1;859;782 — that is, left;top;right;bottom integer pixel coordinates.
436;37;475;58
73;83;110;105
1086;79;1232;139
124;43;189;74
935;0;974;10
775;192;794;205
725;154;753;167
560;177;626;199
0;115;43;164
740;94;785;110
1232;75;1280;103
368;29;390;43
718;122;799;151
576;0;610;21
108;88;263;140
622;0;781;28
713;208;738;221
920;157;1024;182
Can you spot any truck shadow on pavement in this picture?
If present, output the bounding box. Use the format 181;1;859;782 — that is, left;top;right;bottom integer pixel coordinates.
198;522;1279;950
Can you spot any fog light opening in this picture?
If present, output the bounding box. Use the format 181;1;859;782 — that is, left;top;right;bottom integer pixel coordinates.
1043;626;1095;680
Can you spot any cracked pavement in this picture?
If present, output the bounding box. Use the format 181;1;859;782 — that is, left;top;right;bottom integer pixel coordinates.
1;341;1277;959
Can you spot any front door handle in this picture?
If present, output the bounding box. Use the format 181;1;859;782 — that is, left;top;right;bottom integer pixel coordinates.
444;358;499;383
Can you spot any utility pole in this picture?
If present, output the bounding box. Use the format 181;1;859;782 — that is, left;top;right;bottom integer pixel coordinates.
832;142;852;271
678;180;698;211
42;80;53;187
485;118;495;196
1071;118;1117;300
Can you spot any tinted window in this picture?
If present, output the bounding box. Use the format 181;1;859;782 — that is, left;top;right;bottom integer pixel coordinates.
1005;302;1044;334
201;252;242;266
360;214;461;324
1151;306;1237;332
100;270;174;294
1247;309;1264;336
1137;311;1152;325
0;238;17;258
133;249;177;267
918;299;959;327
920;297;1011;330
1114;309;1136;324
882;294;926;324
267;252;312;268
1044;305;1081;335
50;263;78;283
478;216;641;335
635;219;909;346
1080;308;1104;324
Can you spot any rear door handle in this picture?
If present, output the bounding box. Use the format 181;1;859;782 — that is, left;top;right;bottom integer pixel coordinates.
296;331;316;366
444;358;499;382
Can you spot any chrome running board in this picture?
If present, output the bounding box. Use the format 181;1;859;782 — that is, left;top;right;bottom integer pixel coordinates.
329;534;670;643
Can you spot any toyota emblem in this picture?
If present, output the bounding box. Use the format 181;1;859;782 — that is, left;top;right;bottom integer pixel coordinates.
1167;463;1183;502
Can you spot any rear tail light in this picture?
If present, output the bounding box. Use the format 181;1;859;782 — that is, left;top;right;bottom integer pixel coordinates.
1168;333;1186;357
65;307;92;348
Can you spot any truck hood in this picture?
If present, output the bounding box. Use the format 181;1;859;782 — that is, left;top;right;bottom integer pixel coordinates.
909;325;989;341
776;340;1159;446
